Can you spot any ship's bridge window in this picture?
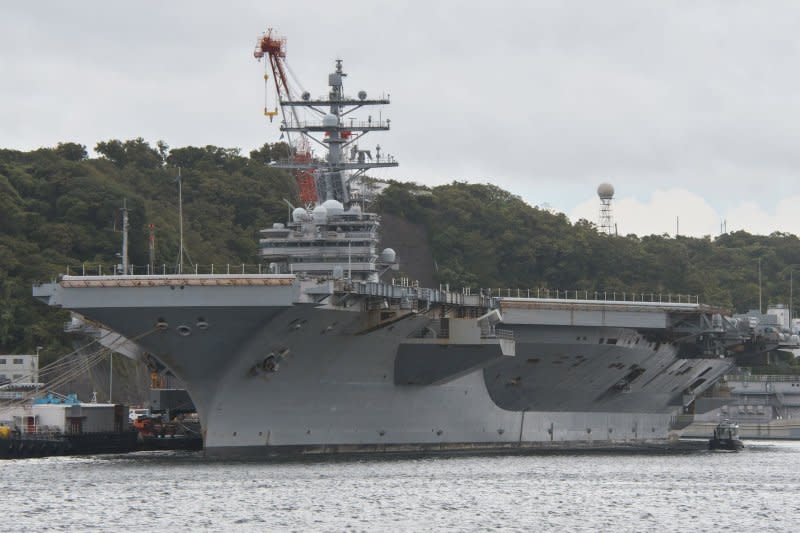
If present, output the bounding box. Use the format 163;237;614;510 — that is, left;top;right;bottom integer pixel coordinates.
0;359;5;364
12;358;22;365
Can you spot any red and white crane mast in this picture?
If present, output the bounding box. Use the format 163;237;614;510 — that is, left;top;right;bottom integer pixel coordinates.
254;29;317;205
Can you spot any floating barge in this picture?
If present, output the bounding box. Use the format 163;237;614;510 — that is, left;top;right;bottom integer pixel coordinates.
0;397;137;459
0;429;138;459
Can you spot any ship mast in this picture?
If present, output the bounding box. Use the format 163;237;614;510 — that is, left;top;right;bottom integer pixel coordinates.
254;28;398;207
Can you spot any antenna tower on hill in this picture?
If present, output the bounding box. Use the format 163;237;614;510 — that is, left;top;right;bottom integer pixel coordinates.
597;182;615;235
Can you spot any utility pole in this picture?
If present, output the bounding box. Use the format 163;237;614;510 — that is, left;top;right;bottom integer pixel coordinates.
109;351;113;404
148;223;156;275
758;258;763;313
35;346;42;399
789;264;800;324
121;199;129;274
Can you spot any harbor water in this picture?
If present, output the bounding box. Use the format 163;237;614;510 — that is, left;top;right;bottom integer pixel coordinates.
2;441;799;532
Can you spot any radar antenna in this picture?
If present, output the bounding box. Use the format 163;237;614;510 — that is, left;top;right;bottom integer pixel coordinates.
254;28;398;207
597;182;615;236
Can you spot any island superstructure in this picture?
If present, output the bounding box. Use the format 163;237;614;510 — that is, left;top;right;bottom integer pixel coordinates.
255;29;398;282
33;29;754;456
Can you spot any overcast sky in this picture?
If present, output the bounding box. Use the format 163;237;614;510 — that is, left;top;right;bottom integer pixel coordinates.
3;1;800;237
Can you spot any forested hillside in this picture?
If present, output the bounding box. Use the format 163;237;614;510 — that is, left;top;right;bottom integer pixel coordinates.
378;181;800;313
2;139;800;363
0;139;295;363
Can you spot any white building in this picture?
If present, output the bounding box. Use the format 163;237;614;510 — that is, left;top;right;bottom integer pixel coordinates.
33;403;126;434
767;304;792;331
0;353;39;385
0;403;127;434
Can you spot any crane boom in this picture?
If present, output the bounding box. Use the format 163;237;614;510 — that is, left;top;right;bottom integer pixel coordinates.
254;29;318;205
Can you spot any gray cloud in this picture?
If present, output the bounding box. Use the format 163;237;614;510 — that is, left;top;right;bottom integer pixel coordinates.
2;1;799;235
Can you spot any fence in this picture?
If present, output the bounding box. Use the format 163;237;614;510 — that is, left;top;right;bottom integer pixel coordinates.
57;265;700;305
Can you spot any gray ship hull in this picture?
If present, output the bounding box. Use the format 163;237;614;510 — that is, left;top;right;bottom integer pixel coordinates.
34;275;733;456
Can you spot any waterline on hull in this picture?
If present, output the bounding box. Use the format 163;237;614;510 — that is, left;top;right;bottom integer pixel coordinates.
203;439;709;459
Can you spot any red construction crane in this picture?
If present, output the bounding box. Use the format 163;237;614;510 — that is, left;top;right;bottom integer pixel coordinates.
254;28;318;205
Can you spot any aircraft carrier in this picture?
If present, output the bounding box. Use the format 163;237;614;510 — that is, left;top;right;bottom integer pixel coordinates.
32;29;754;457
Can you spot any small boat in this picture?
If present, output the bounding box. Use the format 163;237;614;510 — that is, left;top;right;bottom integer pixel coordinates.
709;420;744;451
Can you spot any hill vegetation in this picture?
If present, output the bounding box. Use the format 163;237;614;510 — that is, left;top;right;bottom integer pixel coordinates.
2;139;800;364
0;139;294;363
377;182;800;313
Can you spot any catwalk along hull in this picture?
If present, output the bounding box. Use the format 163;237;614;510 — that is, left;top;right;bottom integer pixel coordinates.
34;275;733;456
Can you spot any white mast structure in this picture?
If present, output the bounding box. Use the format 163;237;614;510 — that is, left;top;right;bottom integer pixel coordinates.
254;30;399;281
254;29;398;208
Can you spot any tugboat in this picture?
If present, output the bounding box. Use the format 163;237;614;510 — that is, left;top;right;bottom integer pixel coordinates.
709;420;744;451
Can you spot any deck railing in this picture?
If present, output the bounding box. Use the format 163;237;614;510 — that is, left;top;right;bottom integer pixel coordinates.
726;373;800;382
64;263;275;276
55;265;700;305
472;288;699;305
